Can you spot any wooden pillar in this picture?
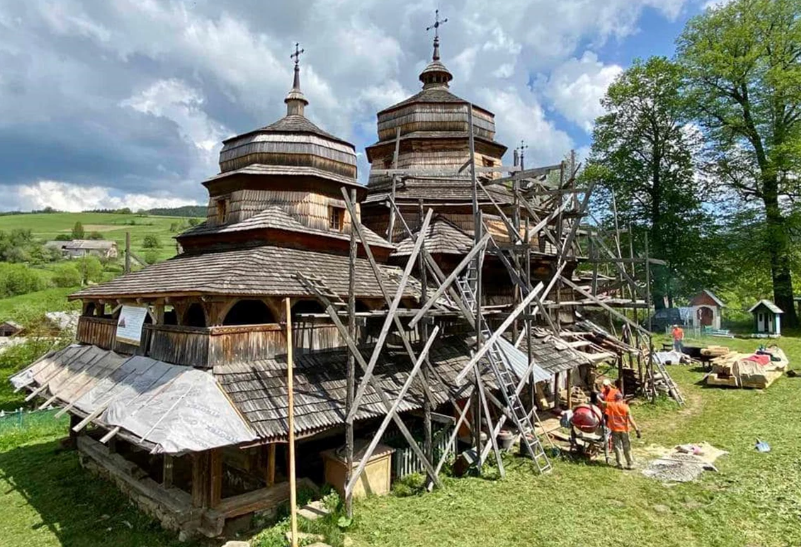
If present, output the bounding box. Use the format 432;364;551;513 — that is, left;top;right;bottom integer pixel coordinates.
566;370;573;409
209;449;223;508
265;443;276;487
192;451;210;508
553;372;561;409
69;414;81;445
124;232;131;274
163;455;174;488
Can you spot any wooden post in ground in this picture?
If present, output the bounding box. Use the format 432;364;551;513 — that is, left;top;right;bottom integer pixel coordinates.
125;232;131;274
418;199;433;465
345;190;357;518
285;297;298;547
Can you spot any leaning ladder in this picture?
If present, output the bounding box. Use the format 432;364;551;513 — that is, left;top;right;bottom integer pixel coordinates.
652;356;685;405
456;264;552;474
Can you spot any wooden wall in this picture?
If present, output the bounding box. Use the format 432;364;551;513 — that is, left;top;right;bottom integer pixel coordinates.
205;189;361;232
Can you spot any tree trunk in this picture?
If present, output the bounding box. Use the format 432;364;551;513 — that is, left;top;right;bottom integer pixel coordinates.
763;183;798;328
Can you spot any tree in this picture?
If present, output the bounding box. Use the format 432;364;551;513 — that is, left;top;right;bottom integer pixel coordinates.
87;231;104;240
142;235;161;249
585;57;711;307
71;221;85;239
677;0;801;326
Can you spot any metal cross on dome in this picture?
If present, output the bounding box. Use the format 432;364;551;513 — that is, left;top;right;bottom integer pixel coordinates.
291;42;304;66
426;9;448;38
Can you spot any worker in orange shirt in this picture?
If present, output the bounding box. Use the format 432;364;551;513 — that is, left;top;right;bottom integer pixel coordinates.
599;378;620;404
605;392;641;469
672;324;684;352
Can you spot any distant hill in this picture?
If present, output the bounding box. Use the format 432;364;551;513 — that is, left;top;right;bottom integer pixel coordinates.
144;205;207;217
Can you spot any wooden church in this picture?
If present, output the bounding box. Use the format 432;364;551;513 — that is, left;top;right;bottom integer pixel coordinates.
11;33;599;539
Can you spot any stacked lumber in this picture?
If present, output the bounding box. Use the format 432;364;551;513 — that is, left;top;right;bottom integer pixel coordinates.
705;345;788;389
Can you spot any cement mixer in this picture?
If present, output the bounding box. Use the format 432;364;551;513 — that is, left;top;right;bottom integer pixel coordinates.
563;403;610;462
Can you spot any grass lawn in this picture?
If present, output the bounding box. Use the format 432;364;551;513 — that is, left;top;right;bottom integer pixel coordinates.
1;335;800;547
0;287;81;327
0;212;202;262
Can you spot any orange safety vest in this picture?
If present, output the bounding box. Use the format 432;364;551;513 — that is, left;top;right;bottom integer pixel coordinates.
602;387;620;410
606;401;630;433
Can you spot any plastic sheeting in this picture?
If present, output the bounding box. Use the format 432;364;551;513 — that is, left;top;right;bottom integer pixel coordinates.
11;346;257;455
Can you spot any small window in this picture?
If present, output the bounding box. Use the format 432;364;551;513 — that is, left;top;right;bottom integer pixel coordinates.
383;157;393;169
216;198;228;224
328;206;345;232
482;157;495;168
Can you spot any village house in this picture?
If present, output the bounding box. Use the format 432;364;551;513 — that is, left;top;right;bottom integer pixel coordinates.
10;32;644;540
688;289;725;331
45;239;118;259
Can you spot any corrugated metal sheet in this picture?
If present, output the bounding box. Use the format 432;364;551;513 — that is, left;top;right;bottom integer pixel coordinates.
496;337;552;383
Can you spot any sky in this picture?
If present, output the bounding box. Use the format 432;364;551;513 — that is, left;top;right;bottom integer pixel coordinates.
0;0;724;212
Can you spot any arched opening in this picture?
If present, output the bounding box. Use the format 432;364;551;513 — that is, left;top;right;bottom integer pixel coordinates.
163;305;178;325
83;302;97;317
291;300;326;319
223;299;275;326
184;303;207;327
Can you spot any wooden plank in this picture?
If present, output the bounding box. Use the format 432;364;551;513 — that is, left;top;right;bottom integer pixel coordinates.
347;209;433;421
192;451;209;508
454;285;544;383
407;232;491;328
266;444;276;487
285;297;298;547
345;326;440;497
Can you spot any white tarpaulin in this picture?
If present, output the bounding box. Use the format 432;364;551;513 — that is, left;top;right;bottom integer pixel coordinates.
11;346;257;454
116;305;149;346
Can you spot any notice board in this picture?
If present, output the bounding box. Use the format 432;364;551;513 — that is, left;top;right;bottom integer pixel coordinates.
116;305;149;346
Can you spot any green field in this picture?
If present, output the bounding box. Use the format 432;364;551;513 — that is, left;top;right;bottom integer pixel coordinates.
0;335;799;547
0;212;202;262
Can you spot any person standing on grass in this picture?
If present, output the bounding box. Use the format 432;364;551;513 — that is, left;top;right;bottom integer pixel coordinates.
604;392;641;469
672;324;684;352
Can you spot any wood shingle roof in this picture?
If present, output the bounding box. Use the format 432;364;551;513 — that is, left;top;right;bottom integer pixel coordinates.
70;244;415;300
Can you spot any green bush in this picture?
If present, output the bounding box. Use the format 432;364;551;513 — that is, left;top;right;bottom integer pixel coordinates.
144;251;159;265
52;263;83;288
0;263;46;298
87;231;104;240
54;234;72;241
142;235;161;249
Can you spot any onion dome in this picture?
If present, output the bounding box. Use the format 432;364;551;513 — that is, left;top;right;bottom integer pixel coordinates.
217;46;357;181
419;35;453;89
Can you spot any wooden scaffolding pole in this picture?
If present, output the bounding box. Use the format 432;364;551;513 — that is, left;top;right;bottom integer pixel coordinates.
285;297;298;547
345;189;357;518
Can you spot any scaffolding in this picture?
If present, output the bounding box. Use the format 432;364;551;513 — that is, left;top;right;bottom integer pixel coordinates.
294;103;682;515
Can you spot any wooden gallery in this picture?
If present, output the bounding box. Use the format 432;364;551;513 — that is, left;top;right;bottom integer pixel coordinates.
11;36;647;539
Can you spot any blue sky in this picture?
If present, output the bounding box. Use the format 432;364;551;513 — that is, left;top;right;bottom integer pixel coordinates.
0;0;718;211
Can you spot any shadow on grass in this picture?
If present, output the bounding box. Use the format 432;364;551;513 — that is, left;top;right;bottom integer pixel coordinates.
0;438;191;547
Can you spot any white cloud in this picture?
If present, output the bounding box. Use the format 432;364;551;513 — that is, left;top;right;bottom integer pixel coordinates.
12;181;199;212
479;88;573;167
0;0;694;209
120;79;230;169
543;51;623;133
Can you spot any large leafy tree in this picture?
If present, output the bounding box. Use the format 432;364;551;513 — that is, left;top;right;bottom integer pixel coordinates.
586;57;711;307
677;0;801;327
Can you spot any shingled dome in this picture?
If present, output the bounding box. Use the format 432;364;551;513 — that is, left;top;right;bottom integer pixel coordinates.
218;58;357;180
